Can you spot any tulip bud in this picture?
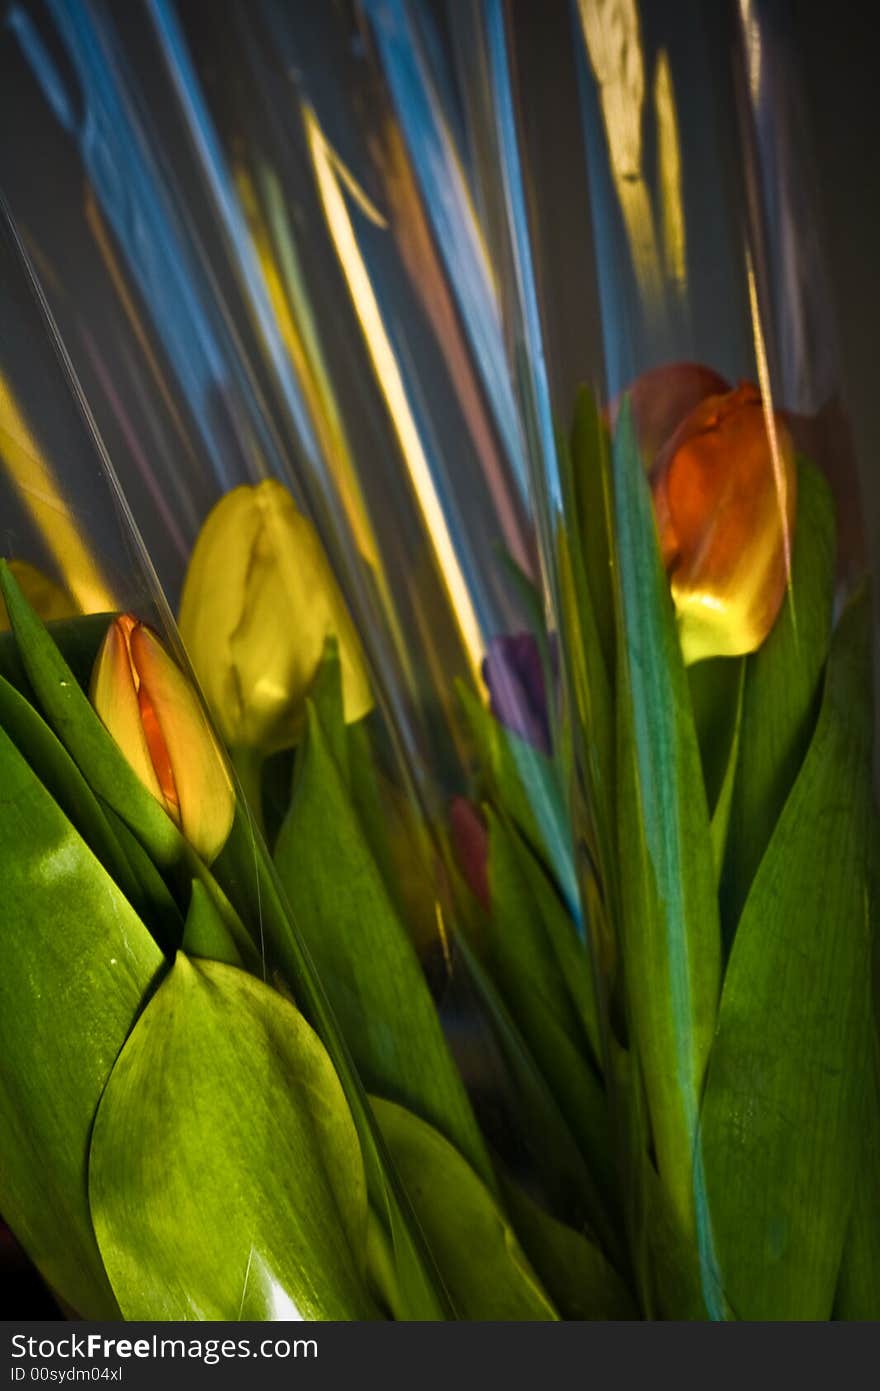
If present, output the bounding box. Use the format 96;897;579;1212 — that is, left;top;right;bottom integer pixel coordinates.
606;362;730;464
178;481;373;753
650;383;797;665
91;615;234;862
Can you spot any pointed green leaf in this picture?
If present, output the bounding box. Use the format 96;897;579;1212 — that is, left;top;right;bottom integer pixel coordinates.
723;459;836;928
612;401;721;1238
274;702;490;1188
0;722;163;1317
371;1096;558;1320
90;954;376;1319
457;681;577;914
181;878;244;967
700;594;875;1320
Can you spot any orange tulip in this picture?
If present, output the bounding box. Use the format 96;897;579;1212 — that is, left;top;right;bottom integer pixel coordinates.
91;615;234;862
606;361;730;464
650;382;796;664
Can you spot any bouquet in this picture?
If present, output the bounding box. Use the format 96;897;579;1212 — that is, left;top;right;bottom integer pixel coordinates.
0;0;877;1323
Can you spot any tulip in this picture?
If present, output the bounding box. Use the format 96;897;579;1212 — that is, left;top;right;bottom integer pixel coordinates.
482;633;552;755
606;361;730;465
178;481;372;754
649;382;797;665
91;615;234;862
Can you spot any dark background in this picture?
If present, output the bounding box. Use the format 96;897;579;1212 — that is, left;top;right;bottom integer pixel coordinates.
793;4;880;566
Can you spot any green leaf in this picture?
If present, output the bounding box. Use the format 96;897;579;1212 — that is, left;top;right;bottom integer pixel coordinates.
370;1096;558;1320
457;681;577;915
211;796;451;1318
0;722;163;1317
274;702;490;1188
0;564;180;867
0;613;113;698
0;672;144;913
498;1171;636;1319
611;401;721;1239
181;878;244;967
834;1035;880;1319
699;594;875;1320
688;658;745;816
485;812;615;1238
89;954;376;1320
100;804;186;953
487;810;593;1059
308;637;349;783
684;658;746;882
722;459;836;930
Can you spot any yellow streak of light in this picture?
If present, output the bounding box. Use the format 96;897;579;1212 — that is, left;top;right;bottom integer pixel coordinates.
303;102;484;688
579;0;664;305
738;0;762;106
0;374;116;611
745;252;794;596
654;48;687;294
233;159;380;570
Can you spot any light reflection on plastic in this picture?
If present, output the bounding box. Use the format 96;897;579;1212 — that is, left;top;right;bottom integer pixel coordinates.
0;374;116;612
303;101;485;689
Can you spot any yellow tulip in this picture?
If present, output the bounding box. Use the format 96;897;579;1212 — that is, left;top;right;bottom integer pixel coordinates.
650;382;797;664
91;615;234;862
178;480;373;753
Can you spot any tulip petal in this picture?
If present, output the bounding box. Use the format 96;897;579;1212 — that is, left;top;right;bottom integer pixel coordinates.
179;480;371;754
653;385;797;663
90;618;164;805
130;625;234;864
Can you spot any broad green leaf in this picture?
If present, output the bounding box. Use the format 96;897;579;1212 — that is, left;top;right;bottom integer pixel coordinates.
699;594;875;1320
834;1034;880;1319
274;702;491;1188
181;878;244;967
90;954;376;1320
611;401;721;1238
457;681;577;915
0;722;163;1317
499;1171;636;1319
722;459;836;930
370;1096;558;1320
0;672;144;913
211;791;451;1318
0;564;180;867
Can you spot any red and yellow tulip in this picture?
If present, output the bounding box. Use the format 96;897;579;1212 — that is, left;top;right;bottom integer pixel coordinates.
91;615;234;862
